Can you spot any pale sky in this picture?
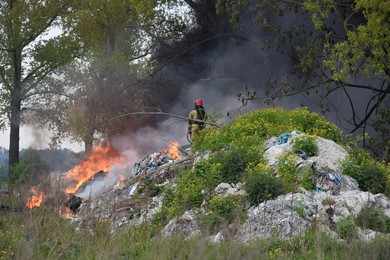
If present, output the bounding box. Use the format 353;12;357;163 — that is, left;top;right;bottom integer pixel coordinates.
0;25;84;152
0;125;83;152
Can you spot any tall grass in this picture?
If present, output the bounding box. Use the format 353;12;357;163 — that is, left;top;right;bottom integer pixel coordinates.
1;206;390;259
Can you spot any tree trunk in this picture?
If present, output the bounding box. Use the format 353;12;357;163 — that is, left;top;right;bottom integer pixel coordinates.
107;28;115;56
8;49;22;194
83;129;95;155
84;140;93;155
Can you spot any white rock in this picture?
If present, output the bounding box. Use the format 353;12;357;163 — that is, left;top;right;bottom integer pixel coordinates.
214;183;246;197
207;232;225;243
161;210;201;238
310;137;347;172
264;135;347;172
358;228;378;242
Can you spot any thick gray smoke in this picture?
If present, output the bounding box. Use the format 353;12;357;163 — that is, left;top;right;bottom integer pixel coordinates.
110;9;314;154
124;4;381;155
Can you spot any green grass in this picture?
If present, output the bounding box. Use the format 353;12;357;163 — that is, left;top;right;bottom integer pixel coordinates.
1;207;390;259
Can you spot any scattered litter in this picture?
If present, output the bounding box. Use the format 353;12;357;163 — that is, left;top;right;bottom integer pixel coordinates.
276;130;301;145
313;164;342;195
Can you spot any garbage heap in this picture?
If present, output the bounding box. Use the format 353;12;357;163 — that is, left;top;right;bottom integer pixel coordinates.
66;134;390;243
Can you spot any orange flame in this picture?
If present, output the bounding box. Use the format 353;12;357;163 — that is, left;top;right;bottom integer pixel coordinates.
59;205;76;219
168;141;180;160
114;174;126;187
26;186;45;208
65;143;126;194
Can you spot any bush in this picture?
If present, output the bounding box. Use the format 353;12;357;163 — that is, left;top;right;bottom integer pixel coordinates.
161;159;222;219
356;207;390;233
292;198;306;217
212;146;261;184
341;147;390;196
292;135;318;157
277;152;299;192
296;165;314;190
337;215;358;241
137;179;162;197
193;107;342;154
200;195;247;232
244;164;285;206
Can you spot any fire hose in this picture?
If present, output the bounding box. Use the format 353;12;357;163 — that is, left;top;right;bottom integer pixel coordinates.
186;131;192;144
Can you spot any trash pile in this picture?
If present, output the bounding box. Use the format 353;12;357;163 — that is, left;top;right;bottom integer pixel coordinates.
66;146;192;230
265;131;351;194
61;133;390;243
160;133;390;242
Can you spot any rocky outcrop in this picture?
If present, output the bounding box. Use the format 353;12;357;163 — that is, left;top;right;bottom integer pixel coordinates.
235;189;390;243
214;182;246;198
161;210;201;238
236;198;311;242
265;134;347;172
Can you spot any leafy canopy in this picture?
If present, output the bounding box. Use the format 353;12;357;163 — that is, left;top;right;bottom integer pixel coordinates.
304;0;390;81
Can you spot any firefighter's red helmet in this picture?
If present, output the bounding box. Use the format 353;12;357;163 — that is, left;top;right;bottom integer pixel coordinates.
194;98;203;106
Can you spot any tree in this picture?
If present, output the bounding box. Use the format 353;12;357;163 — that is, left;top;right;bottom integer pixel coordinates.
30;0;192;153
304;0;389;158
0;0;82;192
217;0;389;159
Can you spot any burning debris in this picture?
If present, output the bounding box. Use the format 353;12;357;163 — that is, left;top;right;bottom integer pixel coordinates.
64;143;130;194
25;140;184;219
54;142;189;229
26;186;45;208
64;195;83;213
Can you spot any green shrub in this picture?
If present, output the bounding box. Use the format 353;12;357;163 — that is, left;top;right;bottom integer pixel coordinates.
288;108;342;142
341;147;390;196
244;164;285;206
322;197;336;206
161;159;222;219
296;165;314;190
0;215;25;258
208;195;247;223
193;107;342;154
356;207;390;233
201;195;247;232
9;161;28;187
292;198;306;217
137;179;162;197
277;152;299;192
337;215;358;241
199;211;221;233
212;145;261;184
292;135;318;157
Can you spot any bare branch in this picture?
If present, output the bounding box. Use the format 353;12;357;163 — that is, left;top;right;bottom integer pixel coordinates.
128;48;152;62
342;86;358;126
349;83;390;133
115;34;247;95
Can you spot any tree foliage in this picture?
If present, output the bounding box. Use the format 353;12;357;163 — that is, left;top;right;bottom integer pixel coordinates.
39;0;192;151
217;0;389;159
0;0;82;191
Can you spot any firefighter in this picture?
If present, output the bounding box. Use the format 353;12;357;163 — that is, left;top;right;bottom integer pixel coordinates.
187;98;207;142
